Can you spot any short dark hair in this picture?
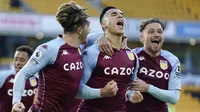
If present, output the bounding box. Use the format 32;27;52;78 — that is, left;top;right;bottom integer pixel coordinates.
56;1;89;33
140;18;165;32
16;45;34;58
100;6;116;23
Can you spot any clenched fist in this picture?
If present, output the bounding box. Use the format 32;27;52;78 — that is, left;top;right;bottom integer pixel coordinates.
130;91;144;103
12;102;25;112
100;80;118;97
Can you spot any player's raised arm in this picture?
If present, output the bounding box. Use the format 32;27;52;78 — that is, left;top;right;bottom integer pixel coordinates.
12;44;53;105
147;57;181;104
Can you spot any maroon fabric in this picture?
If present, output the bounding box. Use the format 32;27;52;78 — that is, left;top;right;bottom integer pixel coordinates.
0;74;38;112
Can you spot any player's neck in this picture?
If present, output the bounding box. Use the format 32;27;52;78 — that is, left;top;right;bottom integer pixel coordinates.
105;32;122;50
144;47;160;57
62;33;80;48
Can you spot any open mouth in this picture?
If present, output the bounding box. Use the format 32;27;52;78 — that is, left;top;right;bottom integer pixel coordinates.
15;66;22;70
151;39;160;45
116;20;124;29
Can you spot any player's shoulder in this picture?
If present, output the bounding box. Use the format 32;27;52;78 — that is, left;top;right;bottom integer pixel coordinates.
0;69;14;77
161;50;180;65
87;32;103;39
38;37;64;50
86;32;104;48
0;70;14;88
36;37;65;55
82;44;99;56
131;47;143;54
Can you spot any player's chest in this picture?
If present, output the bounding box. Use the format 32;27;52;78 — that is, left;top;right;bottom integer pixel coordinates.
137;55;172;81
3;76;37;97
55;49;83;72
97;51;136;76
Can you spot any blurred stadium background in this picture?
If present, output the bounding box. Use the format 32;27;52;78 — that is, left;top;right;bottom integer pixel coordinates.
0;0;200;112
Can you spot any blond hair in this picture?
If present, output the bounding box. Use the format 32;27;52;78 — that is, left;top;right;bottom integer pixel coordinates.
56;1;89;32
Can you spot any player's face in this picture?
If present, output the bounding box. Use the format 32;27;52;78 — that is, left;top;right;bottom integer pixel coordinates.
103;9;125;36
141;23;164;54
79;22;90;44
13;51;29;73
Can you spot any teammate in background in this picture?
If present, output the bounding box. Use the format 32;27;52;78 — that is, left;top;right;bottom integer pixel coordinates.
97;18;181;112
0;45;38;112
76;6;143;112
11;1;90;112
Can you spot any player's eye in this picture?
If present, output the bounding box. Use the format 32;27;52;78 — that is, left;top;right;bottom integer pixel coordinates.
158;30;163;34
148;30;154;34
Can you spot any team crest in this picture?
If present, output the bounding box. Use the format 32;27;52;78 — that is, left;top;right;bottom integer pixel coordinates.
160;60;168;70
126;51;135;61
29;77;37;87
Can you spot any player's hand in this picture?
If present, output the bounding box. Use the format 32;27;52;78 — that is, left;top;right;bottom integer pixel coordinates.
132;78;149;92
130;91;144;103
98;35;114;56
12;102;25;112
121;35;128;49
101;80;118;97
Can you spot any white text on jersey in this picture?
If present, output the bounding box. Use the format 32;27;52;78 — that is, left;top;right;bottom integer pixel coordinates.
8;88;37;97
140;67;169;80
104;67;135;75
63;62;83;71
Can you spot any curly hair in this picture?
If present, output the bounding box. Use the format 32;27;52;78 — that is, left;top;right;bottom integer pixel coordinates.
56;1;89;33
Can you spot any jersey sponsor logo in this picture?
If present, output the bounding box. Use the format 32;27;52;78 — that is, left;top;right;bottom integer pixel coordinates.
160;60;168;70
9;78;14;83
34;50;43;60
7;88;37;97
139;67;170;80
29;77;37;87
139;56;145;61
63;62;83;71
126;51;135;61
62;50;69;55
103;55;112;60
104;67;135;75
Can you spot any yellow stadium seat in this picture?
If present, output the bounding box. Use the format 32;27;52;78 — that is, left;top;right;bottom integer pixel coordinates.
175;86;200;112
23;0;99;16
102;0;197;20
0;0;22;12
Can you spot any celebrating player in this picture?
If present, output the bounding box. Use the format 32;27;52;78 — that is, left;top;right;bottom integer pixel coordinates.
76;6;143;112
0;45;38;112
96;18;181;112
12;1;90;112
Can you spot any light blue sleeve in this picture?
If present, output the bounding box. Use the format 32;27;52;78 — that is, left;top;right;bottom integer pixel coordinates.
86;32;103;48
126;51;139;100
147;51;181;104
12;44;56;104
0;70;14;88
76;44;102;99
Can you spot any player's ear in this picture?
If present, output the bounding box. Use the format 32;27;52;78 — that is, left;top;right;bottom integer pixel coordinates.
77;27;83;35
140;33;144;44
101;20;107;31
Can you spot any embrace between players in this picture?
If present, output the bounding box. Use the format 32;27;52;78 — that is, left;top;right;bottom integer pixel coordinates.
11;1;181;112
